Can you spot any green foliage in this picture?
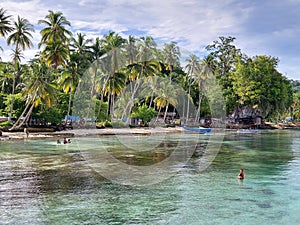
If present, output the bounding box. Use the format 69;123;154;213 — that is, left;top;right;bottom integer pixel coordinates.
131;104;157;123
230;55;293;119
95;100;109;121
4;93;25;118
0;121;13;127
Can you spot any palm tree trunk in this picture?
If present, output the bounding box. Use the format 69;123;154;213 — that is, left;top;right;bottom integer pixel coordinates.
186;85;191;124
9;100;31;130
155;106;162;122
195;92;202;123
65;87;72;125
163;103;169;122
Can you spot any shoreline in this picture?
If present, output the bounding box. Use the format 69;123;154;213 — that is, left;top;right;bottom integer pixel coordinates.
0;127;185;141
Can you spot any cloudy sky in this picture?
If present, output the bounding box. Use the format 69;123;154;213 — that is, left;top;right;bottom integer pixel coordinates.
0;0;299;80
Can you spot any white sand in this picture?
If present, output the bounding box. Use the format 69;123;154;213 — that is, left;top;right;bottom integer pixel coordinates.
1;127;184;141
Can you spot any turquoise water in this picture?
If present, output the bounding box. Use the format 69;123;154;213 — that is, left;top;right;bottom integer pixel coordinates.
0;130;299;224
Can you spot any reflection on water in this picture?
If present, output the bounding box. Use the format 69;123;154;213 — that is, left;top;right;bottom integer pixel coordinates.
0;130;300;224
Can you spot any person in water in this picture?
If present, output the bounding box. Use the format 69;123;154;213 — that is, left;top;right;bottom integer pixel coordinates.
237;168;244;179
63;138;68;144
57;139;61;144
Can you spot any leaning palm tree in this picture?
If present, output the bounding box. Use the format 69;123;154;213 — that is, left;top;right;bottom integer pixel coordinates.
7;16;34;121
10;58;57;130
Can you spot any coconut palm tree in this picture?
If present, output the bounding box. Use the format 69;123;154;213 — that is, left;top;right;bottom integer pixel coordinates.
7;16;34;120
0;8;13;52
10;58;57;130
38;10;72;46
98;31;126;117
163;42;180;81
70;33;92;55
136;36;157;62
125;35;138;65
42;40;70;69
192;58;213;122
59;53;81;124
154;79;178;122
90;37;103;61
38;10;72;71
185;54;200;124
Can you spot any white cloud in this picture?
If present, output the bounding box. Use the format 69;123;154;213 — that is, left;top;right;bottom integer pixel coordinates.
0;0;299;79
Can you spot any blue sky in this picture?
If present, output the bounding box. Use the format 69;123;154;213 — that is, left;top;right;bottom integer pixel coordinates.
0;0;299;80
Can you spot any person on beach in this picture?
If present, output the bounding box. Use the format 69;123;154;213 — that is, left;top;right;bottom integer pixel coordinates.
24;128;29;138
237;168;244;179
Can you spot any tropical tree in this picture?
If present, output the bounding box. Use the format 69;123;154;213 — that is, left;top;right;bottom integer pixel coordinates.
136;36;157;62
38;10;72;70
206;36;241;114
90;37;103;61
192;58;212;122
230;55;293;120
163;41;181;81
185;54;200;123
42;40;70;69
38;10;72;46
0;8;13;51
154;79;178;122
10;58;57;130
7;16;34;120
59;53;81;124
125;35;138;65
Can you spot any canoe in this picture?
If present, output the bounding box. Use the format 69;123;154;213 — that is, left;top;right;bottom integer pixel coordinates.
183;126;212;134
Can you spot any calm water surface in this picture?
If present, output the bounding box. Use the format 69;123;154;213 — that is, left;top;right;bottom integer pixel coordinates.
0;130;299;225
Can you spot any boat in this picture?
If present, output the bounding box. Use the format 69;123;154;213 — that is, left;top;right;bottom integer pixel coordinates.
183;126;212;134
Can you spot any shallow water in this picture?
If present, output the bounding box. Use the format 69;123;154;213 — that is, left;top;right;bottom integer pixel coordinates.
0;130;299;224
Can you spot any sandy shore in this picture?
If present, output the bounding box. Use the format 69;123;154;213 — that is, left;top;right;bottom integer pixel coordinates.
0;126;184;141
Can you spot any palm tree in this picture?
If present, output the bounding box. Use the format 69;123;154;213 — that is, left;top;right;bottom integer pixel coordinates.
185;54;200;124
163;42;180;81
99;31;126;117
154;79;178;122
42;40;70;69
193;58;213;122
7;16;34;120
38;10;72;46
125;35;138;65
39;10;72;71
70;33;92;55
10;58;57;130
0;8;13;52
59;53;81;124
136;36;157;62
90;37;103;61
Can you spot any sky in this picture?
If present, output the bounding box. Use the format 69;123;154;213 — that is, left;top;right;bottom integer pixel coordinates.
0;0;300;80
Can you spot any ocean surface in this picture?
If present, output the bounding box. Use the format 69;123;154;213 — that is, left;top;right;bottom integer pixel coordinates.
0;129;299;225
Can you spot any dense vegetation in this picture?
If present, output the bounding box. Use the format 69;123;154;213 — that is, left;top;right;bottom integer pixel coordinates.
0;8;297;129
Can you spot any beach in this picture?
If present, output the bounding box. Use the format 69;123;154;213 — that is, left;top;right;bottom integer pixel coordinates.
0;126;185;141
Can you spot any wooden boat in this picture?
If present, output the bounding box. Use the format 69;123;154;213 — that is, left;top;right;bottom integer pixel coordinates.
183;126;212;134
